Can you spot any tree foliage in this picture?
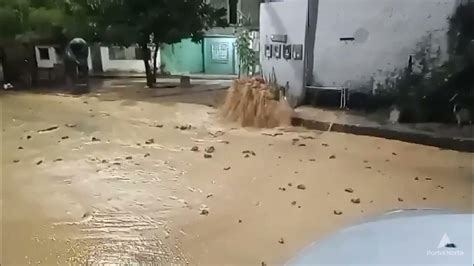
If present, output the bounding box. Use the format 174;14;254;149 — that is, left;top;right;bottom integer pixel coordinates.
70;0;227;86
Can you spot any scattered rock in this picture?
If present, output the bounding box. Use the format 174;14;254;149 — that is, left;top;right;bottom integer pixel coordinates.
18;146;23;150
437;185;445;189
262;132;283;137
298;143;306;147
298;206;301;209
36;160;43;165
423;197;427;200
154;124;164;128
13;159;20;163
83;101;88;104
425;177;432;181
191;146;199;152
91;137;100;142
101;159;108;163
177;124;192;130
61;136;69;140
278;238;285;244
242;150;256;156
200;205;209;215
26;135;32;140
329;155;336;159
300;135;315;140
363;160;369;163
125;156;133;160
113;162;121;166
204;154;213;159
345;188;354;193
37;126;59;133
291;201;297;206
205;146;215;153
297;184;306;190
145;138;155;145
262;262;267;266
238;219;242;223
209;131;225;138
279;187;286;191
365;166;372;169
334;210;343;215
398;197;404;202
414;177;419;181
351;198;361;204
288;183;293;187
309;158;316;162
206;193;213;198
244;154;250;158
53;158;63;162
385;159;390;162
144;153;151;158
224;166;231;171
322;143;329;147
392;152;397;156
65;123;76;128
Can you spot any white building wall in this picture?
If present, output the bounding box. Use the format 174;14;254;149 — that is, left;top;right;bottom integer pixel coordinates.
260;0;308;107
35;46;58;68
100;46;160;73
310;0;458;92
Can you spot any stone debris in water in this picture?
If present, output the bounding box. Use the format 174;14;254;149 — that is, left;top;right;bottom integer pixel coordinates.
191;146;199;152
91;137;100;142
242;150;256;156
18;146;23;150
65;123;76;128
351;198;361;204
224;166;231;171
345;188;354;193
398;197;404;202
53;158;63;162
145;138;155;145
329;155;336;159
144;153;151;158
36;160;43;165
61;136;69;140
334;210;343;215
205;146;215;153
37;125;59;133
125;156;133;160
297;184;306;190
13;159;20;163
278;238;285;244
200;205;209;215
204;154;212;159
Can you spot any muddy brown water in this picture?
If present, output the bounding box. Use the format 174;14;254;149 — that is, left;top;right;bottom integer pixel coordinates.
1;85;472;265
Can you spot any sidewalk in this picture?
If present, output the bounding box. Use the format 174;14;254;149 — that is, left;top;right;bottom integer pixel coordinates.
293;106;474;152
91;72;237;80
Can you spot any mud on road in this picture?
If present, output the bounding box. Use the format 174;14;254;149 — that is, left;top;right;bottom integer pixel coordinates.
1;84;472;265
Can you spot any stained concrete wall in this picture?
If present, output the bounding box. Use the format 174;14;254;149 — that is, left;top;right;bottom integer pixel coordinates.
260;0;308;107
310;0;458;92
161;39;203;74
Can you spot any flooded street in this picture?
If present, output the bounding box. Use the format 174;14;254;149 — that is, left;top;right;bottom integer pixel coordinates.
1;84;472;265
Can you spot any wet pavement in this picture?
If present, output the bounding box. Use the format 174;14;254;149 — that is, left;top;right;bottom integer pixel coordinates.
1;81;472;265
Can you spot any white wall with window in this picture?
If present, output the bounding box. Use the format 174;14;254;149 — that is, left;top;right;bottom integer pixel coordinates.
100;46;159;73
35;46;59;68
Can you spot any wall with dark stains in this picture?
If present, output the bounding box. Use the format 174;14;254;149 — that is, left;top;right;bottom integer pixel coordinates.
309;0;459;93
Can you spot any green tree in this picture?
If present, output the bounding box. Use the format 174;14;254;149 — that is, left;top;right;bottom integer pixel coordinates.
71;0;227;87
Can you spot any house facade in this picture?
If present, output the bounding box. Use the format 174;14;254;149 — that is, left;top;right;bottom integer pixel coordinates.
260;0;463;107
160;0;260;76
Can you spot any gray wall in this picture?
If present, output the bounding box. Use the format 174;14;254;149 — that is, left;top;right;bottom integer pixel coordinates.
310;0;458;92
260;0;308;107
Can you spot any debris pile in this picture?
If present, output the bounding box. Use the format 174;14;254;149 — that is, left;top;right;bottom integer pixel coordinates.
220;78;294;128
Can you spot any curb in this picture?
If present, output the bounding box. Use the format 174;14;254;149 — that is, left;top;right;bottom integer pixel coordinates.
292;117;474;153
